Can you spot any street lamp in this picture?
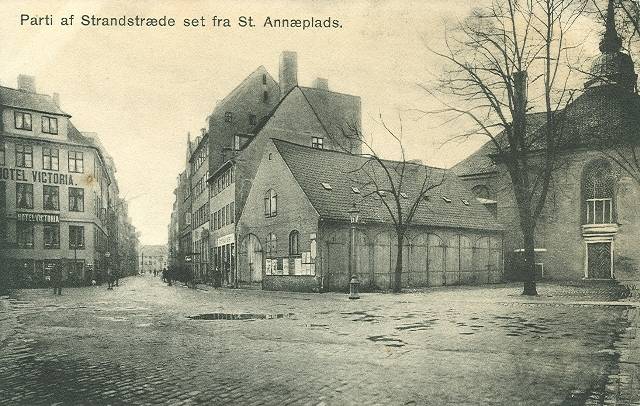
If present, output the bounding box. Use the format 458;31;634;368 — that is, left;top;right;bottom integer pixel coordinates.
347;203;361;299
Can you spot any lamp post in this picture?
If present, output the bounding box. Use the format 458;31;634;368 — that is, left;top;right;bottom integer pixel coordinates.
347;203;361;299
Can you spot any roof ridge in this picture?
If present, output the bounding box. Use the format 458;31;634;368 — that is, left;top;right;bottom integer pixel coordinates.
299;85;360;99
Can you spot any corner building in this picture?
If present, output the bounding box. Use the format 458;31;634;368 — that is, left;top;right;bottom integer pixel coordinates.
0;75;123;287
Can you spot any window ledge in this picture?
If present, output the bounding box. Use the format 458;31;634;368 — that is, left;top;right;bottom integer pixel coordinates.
581;223;618;236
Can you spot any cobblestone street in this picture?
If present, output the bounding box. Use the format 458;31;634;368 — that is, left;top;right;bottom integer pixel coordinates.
0;275;638;405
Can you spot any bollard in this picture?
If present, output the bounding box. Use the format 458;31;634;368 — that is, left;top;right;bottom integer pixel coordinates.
349;276;360;300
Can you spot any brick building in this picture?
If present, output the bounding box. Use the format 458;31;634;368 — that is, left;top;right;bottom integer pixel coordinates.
0;75;138;287
238;140;503;292
207;51;361;286
453;7;640;283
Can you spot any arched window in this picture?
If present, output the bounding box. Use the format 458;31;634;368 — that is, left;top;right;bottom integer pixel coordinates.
582;160;615;224
264;189;277;217
266;233;277;257
289;230;300;256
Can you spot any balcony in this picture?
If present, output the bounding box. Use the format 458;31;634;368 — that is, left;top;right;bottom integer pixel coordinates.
582;223;618;238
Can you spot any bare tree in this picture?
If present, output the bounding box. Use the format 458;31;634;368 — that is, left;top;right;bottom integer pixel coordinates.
419;0;586;295
332;118;445;293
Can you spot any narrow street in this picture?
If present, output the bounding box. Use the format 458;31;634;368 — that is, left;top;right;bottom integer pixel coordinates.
0;275;638;405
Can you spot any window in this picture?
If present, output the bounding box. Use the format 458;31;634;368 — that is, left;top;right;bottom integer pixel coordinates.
266;233;277;256
264;189;277;217
312;137;324;149
230;202;235;224
68;151;84;173
42;116;58;134
582;160;615;224
69;225;85;249
0;142;5;165
289;230;300;256
249;114;257;126
14;111;32;130
225;112;233;123
471;185;491;200
69;187;84;212
42;147;59;171
17;222;34;249
43;224;60;249
262;73;267;85
43;186;60;210
234;135;241;151
15;145;33;168
263;91;269;103
16;183;33;209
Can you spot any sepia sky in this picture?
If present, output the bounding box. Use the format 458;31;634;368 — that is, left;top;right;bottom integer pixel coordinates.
0;0;601;246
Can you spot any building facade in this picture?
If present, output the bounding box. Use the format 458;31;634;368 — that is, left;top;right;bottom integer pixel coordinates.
0;75;138;287
139;245;168;274
453;8;640;284
189;131;210;281
238;140;503;292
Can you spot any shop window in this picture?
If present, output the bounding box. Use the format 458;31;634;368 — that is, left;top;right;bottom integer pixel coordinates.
289;230;300;256
69;225;85;249
16;183;33;209
44;224;60;249
17;222;34;249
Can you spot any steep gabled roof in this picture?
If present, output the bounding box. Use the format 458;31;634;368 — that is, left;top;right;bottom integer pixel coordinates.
273;139;502;231
0;86;69;116
299;86;360;136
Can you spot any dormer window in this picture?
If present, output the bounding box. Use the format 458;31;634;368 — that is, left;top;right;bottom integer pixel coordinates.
15;111;32;131
42;116;58;134
224;112;233;123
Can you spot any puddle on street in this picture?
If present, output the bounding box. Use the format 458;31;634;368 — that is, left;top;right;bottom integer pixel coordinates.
367;335;406;347
187;312;295;321
341;311;381;322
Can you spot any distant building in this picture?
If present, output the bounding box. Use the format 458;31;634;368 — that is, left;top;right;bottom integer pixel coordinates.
139;245;167;274
0;75;138;287
238;139;503;292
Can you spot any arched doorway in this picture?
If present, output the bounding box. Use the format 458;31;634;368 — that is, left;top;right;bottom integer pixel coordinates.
239;234;263;284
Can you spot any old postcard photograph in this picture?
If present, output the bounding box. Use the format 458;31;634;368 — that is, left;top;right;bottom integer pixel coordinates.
0;0;639;404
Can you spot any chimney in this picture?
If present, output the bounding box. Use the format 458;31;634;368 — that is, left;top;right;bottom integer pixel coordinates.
17;75;36;93
279;51;298;97
53;92;60;107
312;78;329;91
200;128;206;136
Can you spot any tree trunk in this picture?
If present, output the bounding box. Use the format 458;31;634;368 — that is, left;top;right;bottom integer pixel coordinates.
393;232;404;293
522;225;538;296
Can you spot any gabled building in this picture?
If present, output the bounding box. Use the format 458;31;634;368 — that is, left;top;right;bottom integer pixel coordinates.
237;139;503;292
453;5;640;283
207;51;362;286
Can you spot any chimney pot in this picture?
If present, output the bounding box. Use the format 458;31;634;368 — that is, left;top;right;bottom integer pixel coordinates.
279;51;298;98
312;78;329;91
53;92;60;107
17;75;36;93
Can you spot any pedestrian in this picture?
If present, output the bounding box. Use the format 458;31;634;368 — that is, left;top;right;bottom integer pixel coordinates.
52;265;63;295
223;260;230;287
107;269;114;290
